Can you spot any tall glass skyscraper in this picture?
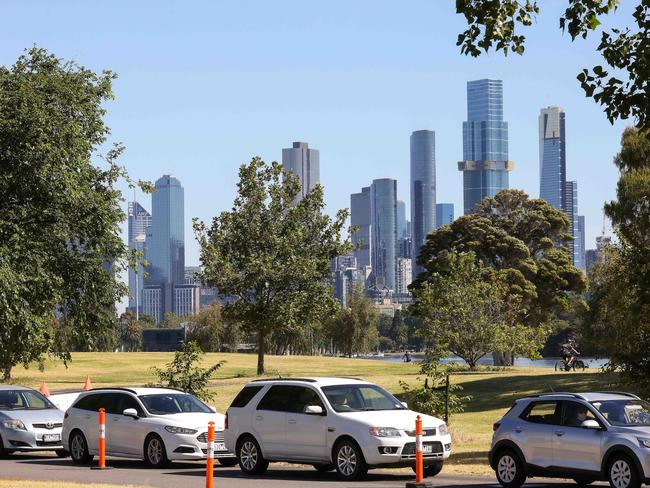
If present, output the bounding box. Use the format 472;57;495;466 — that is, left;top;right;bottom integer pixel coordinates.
145;175;185;288
436;203;454;227
410;130;436;279
350;186;372;269
396;200;407;239
539;106;566;209
128;201;151;313
564;180;579;266
371;178;397;291
458;79;513;214
282;142;320;202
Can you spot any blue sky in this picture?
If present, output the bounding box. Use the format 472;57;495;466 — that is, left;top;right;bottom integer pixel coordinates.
2;0;633;271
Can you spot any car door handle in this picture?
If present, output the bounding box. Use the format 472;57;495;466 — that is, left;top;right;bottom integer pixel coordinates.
255;415;263;421
288;419;296;425
555;430;565;437
327;427;336;432
515;427;523;433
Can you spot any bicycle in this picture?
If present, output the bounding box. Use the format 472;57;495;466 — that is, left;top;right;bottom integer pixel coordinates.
554;358;586;371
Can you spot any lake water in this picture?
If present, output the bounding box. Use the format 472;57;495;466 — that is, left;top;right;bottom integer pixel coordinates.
367;354;610;369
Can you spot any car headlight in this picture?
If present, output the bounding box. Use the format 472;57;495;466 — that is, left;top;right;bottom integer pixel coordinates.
369;427;401;437
164;426;198;435
439;423;449;436
638;438;650;448
3;419;26;430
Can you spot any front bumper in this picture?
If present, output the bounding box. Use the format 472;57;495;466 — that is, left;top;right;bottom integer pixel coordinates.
165;429;235;461
362;434;452;467
1;427;63;452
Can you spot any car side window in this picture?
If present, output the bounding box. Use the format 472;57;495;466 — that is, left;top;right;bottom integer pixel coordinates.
230;386;264;408
257;385;293;412
73;394;99;411
520;401;561;425
286;387;325;415
561;401;599;428
113;394;144;416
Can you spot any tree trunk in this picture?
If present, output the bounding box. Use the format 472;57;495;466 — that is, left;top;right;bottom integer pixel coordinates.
257;331;265;375
493;352;515;366
2;362;11;382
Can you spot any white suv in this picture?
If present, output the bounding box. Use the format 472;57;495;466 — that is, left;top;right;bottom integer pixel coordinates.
62;387;236;467
490;392;650;488
224;377;452;481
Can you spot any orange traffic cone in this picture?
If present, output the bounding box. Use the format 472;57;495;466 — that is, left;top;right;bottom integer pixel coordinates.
83;375;93;391
38;383;50;397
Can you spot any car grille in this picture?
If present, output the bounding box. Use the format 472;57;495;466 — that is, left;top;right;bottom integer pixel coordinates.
36;440;61;447
404;428;436;437
401;441;443;457
197;430;225;444
32;423;63;429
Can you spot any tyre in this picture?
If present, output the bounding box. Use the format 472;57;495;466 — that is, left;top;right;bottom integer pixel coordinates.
574;360;586;371
144;434;169;468
494;449;526;488
0;435;10;458
55;449;70;458
313;463;335;473
217;457;239;467
424;462;443;477
333;439;368;481
236;435;268;475
573;477;595;486
69;431;93;465
607;454;641;488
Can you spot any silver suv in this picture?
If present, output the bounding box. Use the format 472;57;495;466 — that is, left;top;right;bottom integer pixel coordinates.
490;392;650;488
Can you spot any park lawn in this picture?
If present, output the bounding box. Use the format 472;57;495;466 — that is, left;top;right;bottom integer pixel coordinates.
8;352;618;477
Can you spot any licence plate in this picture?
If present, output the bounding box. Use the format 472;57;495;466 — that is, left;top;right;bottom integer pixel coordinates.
214;442;226;452
422;445;433;453
43;434;60;442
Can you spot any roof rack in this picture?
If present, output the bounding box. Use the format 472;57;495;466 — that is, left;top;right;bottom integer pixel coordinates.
250;378;318;383
336;377;364;381
529;392;588;400
87;387;138;394
592;391;641;400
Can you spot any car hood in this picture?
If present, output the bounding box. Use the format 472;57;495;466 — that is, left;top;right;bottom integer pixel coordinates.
153;411;225;430
338;409;444;430
0;408;64;426
613;425;650;437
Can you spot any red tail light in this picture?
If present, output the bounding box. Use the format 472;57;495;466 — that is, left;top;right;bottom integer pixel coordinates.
224;412;228;429
493;422;501;432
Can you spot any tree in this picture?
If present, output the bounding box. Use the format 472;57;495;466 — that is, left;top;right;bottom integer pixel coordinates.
186;303;243;353
389;309;409;350
328;285;379;358
456;0;649;130
411;252;545;369
194;157;352;374
150;341;223;402
159;312;183;329
0;48;149;381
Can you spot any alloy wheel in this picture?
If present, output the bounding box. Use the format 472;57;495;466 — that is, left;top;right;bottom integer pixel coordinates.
240;440;258;471
147;437;163;465
497;454;517;483
71;434;86;462
611;459;632;488
337;445;357;476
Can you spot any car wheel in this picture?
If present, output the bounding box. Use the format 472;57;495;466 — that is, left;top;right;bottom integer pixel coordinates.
0;435;10;458
608;454;641;488
494;449;526;488
313;463;335;473
237;435;268;475
334;439;368;481
423;462;444;477
55;449;70;458
217;457;239;467
69;431;93;465
144;434;169;468
573;477;595;486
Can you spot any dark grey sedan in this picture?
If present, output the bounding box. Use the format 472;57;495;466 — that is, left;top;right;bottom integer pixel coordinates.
0;385;66;457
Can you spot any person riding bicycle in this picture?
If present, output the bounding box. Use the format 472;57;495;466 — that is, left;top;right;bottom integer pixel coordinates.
560;339;580;370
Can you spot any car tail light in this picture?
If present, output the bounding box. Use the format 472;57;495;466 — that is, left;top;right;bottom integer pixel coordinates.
64;412;68;419
493;422;501;432
224;412;228;430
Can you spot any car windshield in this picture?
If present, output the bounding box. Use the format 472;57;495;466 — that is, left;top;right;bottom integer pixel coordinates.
321;384;406;412
139;393;212;415
0;390;56;410
591;399;650;427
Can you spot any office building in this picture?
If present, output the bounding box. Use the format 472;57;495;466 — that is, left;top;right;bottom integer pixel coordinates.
334;268;366;308
174;284;201;317
539;107;566;209
564;181;579;265
371;178;397;291
397;200;407;239
184;266;201;285
458;79;513;214
351;186;372;269
142;285;163;324
396;257;412;294
410;130;436;279
127;201;152;314
436;203;454;227
282;142;320;201
576;215;586;271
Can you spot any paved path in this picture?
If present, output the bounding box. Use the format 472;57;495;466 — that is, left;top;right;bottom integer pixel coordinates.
0;454;609;487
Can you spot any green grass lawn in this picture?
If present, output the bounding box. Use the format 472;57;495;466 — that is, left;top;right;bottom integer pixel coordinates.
6;352;618;477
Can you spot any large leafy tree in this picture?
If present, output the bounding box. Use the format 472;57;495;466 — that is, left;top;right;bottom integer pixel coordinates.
328;285;379;358
456;0;649;130
0;48;147;381
194;157;352;374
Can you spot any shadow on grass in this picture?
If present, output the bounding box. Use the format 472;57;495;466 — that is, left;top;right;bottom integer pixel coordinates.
458;371;619;413
448;451;489;465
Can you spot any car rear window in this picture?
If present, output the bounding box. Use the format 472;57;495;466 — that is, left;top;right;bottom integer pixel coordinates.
230;386;264;408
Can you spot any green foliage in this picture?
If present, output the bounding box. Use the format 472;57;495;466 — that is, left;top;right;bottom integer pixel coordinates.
328;285;379;357
0;47;150;380
186;303;242;352
194;157;353;374
456;0;649;129
150;341;224;402
159;312;183;329
389;309;409;350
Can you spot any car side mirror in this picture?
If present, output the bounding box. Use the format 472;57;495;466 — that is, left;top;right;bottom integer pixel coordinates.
581;419;601;430
304;405;324;415
123;408;139;418
401;402;408;409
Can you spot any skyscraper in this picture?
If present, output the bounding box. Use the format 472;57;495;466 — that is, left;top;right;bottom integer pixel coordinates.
127;201;151;314
458;79;513;214
410;130;436;279
396;200;407;239
564;180;579;265
282;141;320;201
539;107;566;209
577;215;586;271
350;186;372;269
436;203;454;227
371;178;397;291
